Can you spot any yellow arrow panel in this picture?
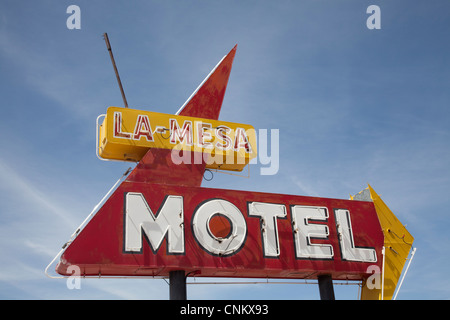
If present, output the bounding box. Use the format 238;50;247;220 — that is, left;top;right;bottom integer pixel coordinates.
98;107;257;171
354;185;414;300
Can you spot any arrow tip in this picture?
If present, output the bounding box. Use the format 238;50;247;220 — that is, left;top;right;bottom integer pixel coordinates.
176;45;237;120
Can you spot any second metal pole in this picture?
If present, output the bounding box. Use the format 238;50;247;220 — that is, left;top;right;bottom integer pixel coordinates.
318;274;335;300
169;270;187;300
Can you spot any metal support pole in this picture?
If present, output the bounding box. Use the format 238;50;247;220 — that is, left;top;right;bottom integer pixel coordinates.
393;247;417;300
318;275;335;300
381;246;386;300
103;32;129;108
169;270;187;300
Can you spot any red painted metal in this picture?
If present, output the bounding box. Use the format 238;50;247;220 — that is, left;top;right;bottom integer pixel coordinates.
178;45;237;120
125;149;207;187
125;45;237;187
56;181;383;280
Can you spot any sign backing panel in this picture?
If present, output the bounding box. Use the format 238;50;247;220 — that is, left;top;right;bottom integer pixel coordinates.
98;107;257;171
56;182;383;280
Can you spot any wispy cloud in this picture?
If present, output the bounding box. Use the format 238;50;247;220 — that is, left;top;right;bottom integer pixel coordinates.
287;175;320;197
0;25;109;121
0;159;76;228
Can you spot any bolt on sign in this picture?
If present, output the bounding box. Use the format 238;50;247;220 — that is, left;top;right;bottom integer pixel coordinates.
98;107;257;172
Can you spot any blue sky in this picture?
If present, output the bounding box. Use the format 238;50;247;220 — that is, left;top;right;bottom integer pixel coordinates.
0;0;449;299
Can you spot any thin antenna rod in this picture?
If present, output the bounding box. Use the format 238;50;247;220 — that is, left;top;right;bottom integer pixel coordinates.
103;32;129;108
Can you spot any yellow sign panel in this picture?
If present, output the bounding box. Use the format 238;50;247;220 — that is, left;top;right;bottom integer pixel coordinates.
98;107;257;171
352;185;414;300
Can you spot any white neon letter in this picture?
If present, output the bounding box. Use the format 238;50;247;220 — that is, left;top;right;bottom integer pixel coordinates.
113;111;132;139
196;121;213;149
192;199;246;256
292;206;333;259
170;119;193;146
335;209;377;262
133;115;154;141
124;193;184;254
248;202;286;257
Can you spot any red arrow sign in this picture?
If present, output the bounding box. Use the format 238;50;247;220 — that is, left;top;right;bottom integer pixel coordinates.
56;181;383;280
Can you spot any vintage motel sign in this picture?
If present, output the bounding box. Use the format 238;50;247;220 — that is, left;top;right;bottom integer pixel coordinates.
56;181;384;280
52;44;414;300
98;107;257;172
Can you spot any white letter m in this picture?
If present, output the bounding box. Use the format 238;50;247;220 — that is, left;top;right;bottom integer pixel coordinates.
124;193;184;254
